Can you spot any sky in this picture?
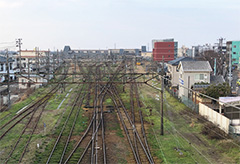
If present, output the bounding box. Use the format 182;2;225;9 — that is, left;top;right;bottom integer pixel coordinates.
0;0;239;51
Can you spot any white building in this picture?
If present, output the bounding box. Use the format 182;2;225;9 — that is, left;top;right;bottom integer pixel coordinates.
16;50;49;73
0;56;16;82
15;50;55;89
178;61;212;98
167;57;194;87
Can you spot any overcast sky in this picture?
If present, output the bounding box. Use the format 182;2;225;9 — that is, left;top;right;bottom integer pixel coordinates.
0;0;239;51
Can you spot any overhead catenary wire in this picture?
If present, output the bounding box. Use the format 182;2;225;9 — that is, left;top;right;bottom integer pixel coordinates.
149;74;240;148
139;94;168;164
135;82;199;163
140;89;211;164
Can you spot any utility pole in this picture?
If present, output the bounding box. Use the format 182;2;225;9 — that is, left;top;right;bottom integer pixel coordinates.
214;58;217;76
36;47;39;83
57;49;60;68
74;54;76;80
53;51;56;74
28;57;30;88
229;47;232;87
16;38;22;74
47;49;50;83
160;57;164;135
218;37;224;75
6;49;11;108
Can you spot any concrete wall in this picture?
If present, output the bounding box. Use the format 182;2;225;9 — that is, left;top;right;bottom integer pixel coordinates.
199;103;230;133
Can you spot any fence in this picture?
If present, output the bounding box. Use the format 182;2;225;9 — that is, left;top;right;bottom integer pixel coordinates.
199;103;230;133
165;86;199;113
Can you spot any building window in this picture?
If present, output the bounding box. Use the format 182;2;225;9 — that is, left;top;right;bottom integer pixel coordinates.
0;64;3;71
233;45;236;48
233;52;236;54
10;63;13;70
195;74;204;80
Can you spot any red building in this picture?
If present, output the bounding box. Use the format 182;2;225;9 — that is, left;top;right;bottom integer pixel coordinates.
153;42;175;62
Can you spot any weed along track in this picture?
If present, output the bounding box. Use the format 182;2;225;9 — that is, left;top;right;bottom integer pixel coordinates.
2;57;237;164
0;58;156;164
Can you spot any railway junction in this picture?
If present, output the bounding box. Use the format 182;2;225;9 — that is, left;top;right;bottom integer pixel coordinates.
0;57;240;164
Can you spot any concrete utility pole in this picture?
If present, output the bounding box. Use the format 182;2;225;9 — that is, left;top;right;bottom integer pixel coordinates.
47;49;50;83
218;37;224;75
160;57;164;135
57;49;60;68
6;49;11;108
28;57;30;88
16;38;22;74
229;47;232;87
74;54;76;80
214;58;217;76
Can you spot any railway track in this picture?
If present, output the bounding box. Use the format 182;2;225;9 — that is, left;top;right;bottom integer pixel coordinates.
46;84;86;163
108;85;154;164
1;59;157;163
0;66;68;163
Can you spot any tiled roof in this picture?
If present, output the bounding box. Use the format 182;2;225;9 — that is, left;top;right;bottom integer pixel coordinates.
180;61;212;72
0;56;14;63
168;57;194;66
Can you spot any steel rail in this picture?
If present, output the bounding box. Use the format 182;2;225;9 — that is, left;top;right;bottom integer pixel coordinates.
58;85;87;164
46;84;84;164
111;86;154;164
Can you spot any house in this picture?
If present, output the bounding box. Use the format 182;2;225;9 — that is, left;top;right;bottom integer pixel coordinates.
0;56;16;82
15;50;57;89
167;57;194;87
178;61;212;98
16;50;49;73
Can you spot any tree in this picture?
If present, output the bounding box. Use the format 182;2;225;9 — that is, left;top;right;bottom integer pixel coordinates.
203;82;231;99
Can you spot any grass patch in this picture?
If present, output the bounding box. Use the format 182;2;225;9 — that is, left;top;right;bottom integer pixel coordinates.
138;79;240;163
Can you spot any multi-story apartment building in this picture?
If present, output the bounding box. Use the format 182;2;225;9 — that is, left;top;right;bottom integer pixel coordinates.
227;41;240;67
152;38;178;62
15;49;54;89
16;50;49;73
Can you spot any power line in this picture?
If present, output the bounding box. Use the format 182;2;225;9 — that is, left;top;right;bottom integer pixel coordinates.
0;41;15;44
147;74;240;147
